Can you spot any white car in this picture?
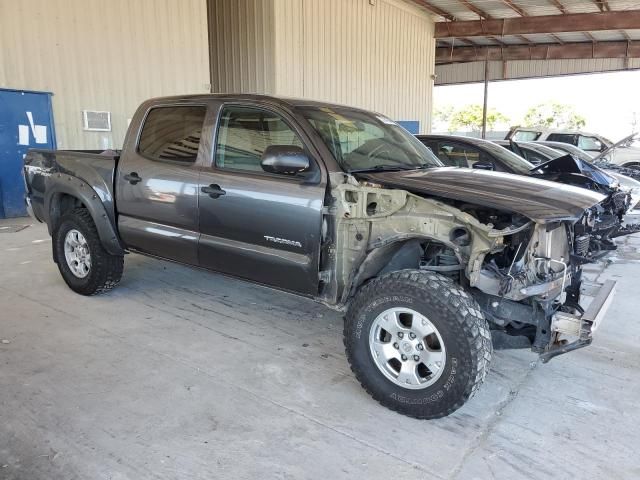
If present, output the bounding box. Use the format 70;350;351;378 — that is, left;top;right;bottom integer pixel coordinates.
507;128;640;168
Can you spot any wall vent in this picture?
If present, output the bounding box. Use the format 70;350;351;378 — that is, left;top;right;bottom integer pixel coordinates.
82;110;111;131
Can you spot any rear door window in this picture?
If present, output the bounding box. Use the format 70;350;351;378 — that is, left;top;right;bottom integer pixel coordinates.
436;141;483;168
521;148;548;165
138;106;206;163
547;133;577;146
418;139;439;157
577;135;603;152
512;130;540;141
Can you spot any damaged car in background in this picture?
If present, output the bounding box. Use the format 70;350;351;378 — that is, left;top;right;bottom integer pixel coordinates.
497;138;640;242
570;133;640;182
24;94;617;419
507;127;640;168
418;134;640;256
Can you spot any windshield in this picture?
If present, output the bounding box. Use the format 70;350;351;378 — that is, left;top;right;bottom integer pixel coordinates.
481;141;535;174
298;107;442;172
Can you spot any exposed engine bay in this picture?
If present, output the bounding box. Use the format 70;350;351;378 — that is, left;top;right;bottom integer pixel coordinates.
325;171;617;361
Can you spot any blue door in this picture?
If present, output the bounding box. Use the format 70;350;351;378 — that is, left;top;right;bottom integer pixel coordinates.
0;88;56;218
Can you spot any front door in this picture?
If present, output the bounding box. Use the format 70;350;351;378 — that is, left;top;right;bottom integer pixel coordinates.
198;104;325;295
116;104;207;264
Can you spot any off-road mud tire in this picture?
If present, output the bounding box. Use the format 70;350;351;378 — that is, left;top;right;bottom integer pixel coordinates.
344;270;492;419
54;208;124;295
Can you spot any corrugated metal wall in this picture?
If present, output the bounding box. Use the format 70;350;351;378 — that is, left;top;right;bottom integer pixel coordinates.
0;0;210;149
208;0;277;94
435;59;640;85
209;0;436;132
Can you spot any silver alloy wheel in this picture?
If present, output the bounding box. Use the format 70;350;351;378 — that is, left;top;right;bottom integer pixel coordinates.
369;307;446;390
64;229;91;278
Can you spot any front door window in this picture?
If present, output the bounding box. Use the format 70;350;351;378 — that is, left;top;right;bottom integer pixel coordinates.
215;106;304;173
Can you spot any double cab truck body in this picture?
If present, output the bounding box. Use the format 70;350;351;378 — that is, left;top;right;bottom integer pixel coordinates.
24;94;616;419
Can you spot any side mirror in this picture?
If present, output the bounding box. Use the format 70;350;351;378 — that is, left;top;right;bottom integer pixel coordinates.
261;145;310;175
472;161;494;171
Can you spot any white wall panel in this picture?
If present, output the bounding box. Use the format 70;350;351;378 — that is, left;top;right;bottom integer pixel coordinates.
0;0;210;149
208;0;277;94
210;0;436;132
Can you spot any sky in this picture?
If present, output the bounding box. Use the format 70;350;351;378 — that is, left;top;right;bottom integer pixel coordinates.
433;69;640;140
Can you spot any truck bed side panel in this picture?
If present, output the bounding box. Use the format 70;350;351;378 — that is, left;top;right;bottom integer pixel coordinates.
23;149;125;255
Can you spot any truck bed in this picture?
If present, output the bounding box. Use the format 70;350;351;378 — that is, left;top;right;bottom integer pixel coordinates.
23;148;120;227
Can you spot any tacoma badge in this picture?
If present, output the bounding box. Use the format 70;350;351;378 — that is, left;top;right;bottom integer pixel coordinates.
264;235;302;248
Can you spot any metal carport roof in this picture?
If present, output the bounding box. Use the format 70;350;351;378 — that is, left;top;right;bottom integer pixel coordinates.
408;0;640;83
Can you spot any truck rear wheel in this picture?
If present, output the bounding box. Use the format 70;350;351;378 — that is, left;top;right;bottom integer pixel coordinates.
54;208;124;295
344;270;492;419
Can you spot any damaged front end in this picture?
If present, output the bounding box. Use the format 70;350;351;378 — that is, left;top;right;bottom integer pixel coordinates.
470;217;616;362
532;154;640;244
326;170;617;362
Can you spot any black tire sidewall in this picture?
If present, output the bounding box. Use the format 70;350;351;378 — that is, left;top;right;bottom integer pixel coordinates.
346;275;483;417
52;211;117;295
54;216;95;291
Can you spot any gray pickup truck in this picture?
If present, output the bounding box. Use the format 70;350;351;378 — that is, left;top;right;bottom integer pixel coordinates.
24;94;616;419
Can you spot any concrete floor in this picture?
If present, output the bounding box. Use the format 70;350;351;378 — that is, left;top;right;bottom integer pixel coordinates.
1;218;639;480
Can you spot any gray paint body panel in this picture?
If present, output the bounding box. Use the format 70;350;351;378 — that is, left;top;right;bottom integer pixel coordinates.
23;149;125;255
357;168;605;222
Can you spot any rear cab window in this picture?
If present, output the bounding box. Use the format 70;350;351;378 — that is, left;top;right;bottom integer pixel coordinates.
138;105;207;163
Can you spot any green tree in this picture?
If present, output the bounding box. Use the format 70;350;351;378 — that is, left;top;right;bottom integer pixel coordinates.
523;102;586;129
448;104;510;132
433;105;454;123
432;105;454;132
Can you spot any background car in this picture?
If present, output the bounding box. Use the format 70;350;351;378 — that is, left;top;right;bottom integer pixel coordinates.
494;140;564;166
535;140;596;159
416;134;534;174
507;127;640;168
416;134;640;246
499;140;640;209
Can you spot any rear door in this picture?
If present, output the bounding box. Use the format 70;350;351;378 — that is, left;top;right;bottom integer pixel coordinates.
116;104;209;264
197;103;326;295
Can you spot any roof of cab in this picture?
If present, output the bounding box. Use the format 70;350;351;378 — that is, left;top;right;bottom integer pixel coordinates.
143;93;373;113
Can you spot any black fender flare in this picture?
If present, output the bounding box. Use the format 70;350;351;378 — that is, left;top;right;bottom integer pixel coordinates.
45;176;125;257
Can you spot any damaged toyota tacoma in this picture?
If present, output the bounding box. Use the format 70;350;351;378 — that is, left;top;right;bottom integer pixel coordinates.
23;95;617;419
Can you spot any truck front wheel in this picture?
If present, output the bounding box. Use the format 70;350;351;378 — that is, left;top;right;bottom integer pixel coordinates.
54;208;124;295
344;270;492;419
